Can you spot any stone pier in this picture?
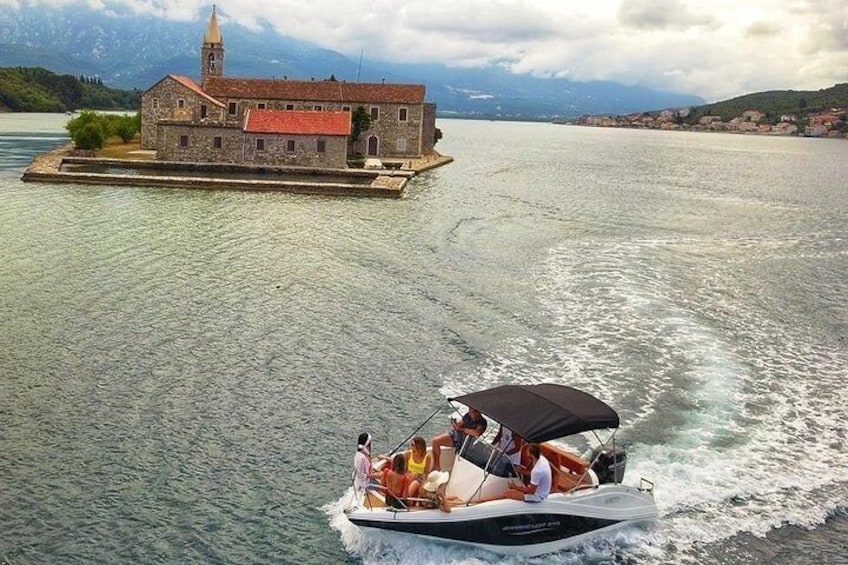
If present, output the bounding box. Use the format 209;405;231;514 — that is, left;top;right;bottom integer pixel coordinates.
22;144;454;198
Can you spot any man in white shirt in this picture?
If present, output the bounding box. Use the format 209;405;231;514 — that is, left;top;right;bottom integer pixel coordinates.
504;443;551;502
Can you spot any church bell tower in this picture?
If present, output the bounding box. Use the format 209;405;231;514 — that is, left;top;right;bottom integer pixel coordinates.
201;5;224;84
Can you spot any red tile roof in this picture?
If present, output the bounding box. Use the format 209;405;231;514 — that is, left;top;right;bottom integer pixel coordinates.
204;77;425;104
169;75;226;107
244;109;352;136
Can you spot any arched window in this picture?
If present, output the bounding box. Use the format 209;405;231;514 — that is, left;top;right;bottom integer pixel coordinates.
208;53;216;71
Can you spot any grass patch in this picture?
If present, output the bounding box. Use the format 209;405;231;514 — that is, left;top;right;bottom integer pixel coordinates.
96;136;154;160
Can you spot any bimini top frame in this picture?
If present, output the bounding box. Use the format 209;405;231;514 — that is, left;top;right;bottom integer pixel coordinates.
450;383;620;444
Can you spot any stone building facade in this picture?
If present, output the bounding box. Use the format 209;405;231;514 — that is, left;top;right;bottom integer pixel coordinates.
155;108;350;168
140;7;438;168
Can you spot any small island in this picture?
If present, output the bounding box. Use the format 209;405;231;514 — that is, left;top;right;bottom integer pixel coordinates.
19;7;452;198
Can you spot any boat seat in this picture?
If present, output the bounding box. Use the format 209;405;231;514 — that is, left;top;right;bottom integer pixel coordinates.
365;491;387;507
539;443;594;493
540;443;589;475
551;464;594;492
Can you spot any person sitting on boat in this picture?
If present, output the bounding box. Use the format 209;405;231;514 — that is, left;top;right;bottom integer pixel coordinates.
352;432;387;495
381;453;411;509
419;470;461;513
503;443;551;502
493;425;524;468
431;407;487;470
404;435;431;501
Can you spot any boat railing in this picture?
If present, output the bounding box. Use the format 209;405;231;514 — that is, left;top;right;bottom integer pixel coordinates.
639;477;655;494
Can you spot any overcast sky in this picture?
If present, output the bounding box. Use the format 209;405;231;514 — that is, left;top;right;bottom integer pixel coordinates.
10;0;848;102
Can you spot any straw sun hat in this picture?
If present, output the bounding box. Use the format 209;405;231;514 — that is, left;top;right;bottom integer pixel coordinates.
423;470;449;492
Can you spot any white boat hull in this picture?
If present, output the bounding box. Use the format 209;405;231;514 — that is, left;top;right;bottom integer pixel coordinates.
345;484;656;557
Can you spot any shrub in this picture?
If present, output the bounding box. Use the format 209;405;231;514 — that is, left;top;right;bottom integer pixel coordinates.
112;114;138;143
74;122;106;150
66;110;107;150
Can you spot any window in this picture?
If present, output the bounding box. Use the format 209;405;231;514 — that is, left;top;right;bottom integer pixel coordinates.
177;98;185;109
179;135;188;147
398;107;408;122
342;106;351;112
256;139;265;151
314;105;323;111
213;136;222;148
152;97;159;109
286;140;295;152
228;102;237;115
396;138;407;152
257;102;266;109
200;105;208;119
317;139;326;153
285;104;294;111
370;106;379;121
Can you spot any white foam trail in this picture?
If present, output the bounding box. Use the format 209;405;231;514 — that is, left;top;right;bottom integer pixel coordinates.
331;235;848;562
435;237;848;561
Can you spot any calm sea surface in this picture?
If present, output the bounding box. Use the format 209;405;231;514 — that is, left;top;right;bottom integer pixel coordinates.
1;114;846;565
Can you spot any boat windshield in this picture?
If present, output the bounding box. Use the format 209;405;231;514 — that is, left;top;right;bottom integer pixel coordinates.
457;437;518;479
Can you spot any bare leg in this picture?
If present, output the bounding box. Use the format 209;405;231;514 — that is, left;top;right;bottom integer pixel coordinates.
408;480;421;501
476;485;524;503
431;433;452;470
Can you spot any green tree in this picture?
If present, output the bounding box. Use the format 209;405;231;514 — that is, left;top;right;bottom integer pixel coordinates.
434;128;443;145
351;106;371;143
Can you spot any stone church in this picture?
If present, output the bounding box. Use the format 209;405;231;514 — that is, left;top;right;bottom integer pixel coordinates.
141;7;438;168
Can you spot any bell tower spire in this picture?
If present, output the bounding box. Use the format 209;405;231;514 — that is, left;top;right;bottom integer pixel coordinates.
201;5;224;84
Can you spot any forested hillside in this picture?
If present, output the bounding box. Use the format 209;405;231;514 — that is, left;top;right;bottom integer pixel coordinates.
0;67;140;112
691;83;848;122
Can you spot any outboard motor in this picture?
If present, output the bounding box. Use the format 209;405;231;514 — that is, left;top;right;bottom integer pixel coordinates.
590;445;627;484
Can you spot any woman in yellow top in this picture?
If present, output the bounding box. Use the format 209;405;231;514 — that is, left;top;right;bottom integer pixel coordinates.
405;436;432;501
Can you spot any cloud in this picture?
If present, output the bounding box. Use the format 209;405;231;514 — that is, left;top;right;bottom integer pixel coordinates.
617;0;716;30
745;21;782;37
6;0;848;102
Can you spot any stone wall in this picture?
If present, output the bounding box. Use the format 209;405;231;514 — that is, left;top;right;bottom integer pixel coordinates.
219;98;426;158
421;103;437;155
243;132;347;168
156;122;241;162
141;77;225;149
156;122;347;168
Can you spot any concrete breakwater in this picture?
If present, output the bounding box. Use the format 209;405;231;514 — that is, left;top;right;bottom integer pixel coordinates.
22;144;453;197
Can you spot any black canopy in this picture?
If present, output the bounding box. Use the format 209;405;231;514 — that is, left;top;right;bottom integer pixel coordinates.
450;383;619;443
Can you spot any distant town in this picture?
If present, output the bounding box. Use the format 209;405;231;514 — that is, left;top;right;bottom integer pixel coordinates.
572;107;848;139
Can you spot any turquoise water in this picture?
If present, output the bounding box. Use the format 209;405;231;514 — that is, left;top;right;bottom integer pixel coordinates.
1;114;847;564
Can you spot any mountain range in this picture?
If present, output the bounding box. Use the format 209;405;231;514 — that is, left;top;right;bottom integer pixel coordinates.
0;6;705;119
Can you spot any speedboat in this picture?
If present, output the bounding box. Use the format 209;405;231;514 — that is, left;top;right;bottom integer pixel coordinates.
343;383;657;557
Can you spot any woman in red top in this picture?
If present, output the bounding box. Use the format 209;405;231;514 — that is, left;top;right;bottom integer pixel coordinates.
381;453;410;508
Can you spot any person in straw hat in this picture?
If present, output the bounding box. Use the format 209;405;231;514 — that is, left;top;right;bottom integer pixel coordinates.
420;470;460;512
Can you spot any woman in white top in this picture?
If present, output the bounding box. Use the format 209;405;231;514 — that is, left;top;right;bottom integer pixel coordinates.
352;432;384;494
